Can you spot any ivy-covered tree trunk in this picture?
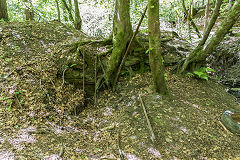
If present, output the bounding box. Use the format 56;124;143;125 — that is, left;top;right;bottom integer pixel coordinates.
148;0;169;95
106;0;133;85
74;0;82;30
179;0;240;73
0;0;8;21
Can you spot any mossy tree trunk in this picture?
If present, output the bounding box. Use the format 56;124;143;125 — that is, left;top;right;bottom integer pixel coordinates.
0;0;8;21
179;0;240;73
148;0;169;95
106;0;133;85
74;0;82;30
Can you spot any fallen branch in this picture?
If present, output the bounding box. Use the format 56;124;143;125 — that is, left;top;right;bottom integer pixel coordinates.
94;55;97;105
61;68;67;89
139;94;155;143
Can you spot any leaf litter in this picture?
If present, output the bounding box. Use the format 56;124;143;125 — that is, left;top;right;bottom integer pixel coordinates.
0;21;240;159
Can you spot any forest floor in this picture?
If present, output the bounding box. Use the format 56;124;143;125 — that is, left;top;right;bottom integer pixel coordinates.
0;21;240;160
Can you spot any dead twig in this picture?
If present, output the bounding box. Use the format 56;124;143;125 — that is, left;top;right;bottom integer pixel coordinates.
61;68;67;89
94;54;97;105
117;131;124;160
139;94;155;143
82;49;85;93
59;141;64;158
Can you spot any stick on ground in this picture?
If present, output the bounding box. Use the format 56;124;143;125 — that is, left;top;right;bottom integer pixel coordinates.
139;94;156;143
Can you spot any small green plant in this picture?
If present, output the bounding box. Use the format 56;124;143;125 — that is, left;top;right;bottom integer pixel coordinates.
164;73;168;80
80;155;87;159
120;70;129;76
187;67;215;80
186;72;194;78
145;48;153;54
0;19;6;23
64;63;77;70
16;90;22;95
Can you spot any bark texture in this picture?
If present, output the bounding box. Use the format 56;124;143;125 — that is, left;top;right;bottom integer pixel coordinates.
0;0;8;21
106;0;133;85
148;0;169;95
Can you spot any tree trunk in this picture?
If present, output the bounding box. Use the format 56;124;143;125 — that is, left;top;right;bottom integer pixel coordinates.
199;0;223;46
55;0;61;22
24;0;34;21
204;0;210;32
181;0;202;38
179;0;240;73
74;0;82;30
62;0;74;22
0;0;8;21
106;0;133;85
148;0;169;95
187;0;193;41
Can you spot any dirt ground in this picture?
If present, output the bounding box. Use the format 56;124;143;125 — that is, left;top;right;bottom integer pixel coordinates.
0;22;240;160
